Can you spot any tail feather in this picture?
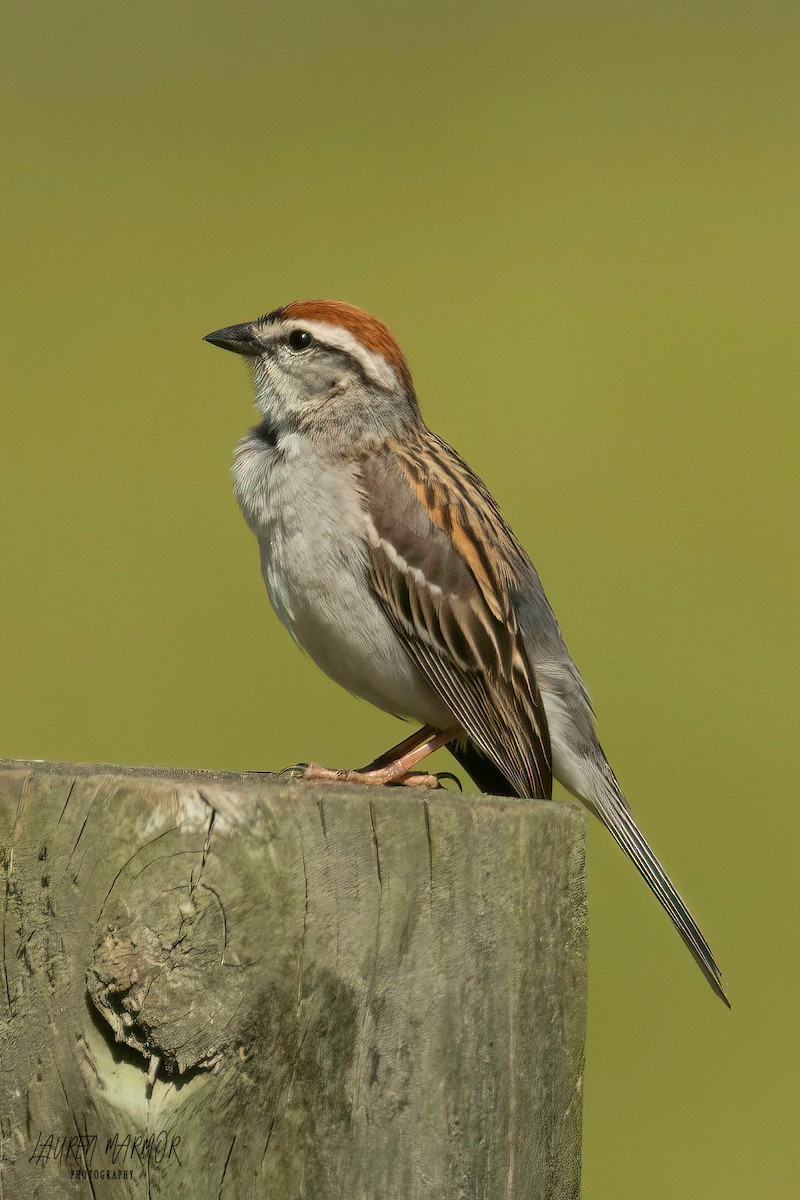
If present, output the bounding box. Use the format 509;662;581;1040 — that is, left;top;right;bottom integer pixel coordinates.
451;734;729;1005
593;778;730;1007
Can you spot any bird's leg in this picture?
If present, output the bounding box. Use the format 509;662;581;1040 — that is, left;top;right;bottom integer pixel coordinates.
358;725;440;771
286;725;459;789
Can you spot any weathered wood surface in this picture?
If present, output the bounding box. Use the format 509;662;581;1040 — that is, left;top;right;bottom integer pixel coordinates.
0;759;587;1199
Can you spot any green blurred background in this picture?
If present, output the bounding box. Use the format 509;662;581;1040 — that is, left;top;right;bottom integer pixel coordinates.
2;1;797;1194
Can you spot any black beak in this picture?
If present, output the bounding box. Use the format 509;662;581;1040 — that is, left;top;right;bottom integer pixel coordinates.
203;321;262;356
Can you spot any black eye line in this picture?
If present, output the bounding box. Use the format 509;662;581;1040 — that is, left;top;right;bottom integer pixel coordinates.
282;332;367;382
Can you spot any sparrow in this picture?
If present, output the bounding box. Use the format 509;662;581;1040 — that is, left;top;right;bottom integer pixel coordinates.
204;299;728;1005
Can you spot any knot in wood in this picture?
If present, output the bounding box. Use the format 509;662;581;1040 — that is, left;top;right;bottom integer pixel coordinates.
87;852;234;1075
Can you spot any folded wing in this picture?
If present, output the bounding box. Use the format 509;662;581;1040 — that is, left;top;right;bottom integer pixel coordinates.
359;433;552;799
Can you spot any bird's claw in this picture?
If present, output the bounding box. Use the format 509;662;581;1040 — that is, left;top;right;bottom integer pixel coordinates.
433;771;463;792
278;763;461;792
278;762;311;781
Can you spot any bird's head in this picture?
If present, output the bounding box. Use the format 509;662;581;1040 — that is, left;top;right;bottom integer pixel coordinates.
204;300;419;443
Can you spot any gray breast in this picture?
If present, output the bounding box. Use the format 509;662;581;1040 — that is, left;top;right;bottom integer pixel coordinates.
232;434;452;728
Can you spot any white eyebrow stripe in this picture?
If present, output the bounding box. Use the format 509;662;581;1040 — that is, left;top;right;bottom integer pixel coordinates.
277;317;399;390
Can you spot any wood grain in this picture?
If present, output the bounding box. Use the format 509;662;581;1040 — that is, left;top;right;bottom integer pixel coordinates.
0;759;586;1199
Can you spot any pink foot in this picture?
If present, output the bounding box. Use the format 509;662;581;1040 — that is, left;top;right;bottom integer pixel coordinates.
281;763;443;790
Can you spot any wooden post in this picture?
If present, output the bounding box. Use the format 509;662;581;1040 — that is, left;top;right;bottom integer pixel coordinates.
0;759;586;1199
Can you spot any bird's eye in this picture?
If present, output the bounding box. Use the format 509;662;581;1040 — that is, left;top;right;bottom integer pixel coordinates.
288;329;313;351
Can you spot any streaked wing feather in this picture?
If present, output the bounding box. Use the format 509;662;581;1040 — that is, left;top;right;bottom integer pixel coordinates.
360;436;552;799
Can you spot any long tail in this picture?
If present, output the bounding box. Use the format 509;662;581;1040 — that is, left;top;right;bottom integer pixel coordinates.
590;766;729;1006
451;735;729;1006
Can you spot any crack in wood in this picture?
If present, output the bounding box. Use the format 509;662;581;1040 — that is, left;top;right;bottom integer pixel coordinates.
368;801;383;891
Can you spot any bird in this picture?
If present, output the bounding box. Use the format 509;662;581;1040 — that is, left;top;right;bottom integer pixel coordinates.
204;298;728;1006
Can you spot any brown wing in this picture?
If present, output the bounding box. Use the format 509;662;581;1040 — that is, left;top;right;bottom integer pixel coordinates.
359;432;552;799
